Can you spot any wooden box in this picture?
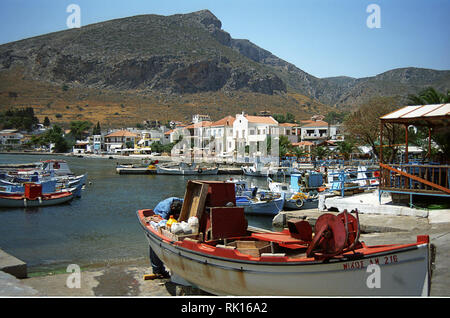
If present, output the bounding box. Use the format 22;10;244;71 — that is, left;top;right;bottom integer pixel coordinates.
161;228;200;242
227;240;272;257
178;181;209;222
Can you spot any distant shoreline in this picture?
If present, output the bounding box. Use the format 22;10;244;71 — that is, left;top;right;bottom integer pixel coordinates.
0;151;173;162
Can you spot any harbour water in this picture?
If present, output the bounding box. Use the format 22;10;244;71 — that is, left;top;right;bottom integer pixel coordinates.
0;154;274;274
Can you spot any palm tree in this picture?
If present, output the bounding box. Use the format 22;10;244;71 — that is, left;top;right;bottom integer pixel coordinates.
407;87;450;161
311;146;329;160
290;146;307;159
407;87;450;105
334;141;355;160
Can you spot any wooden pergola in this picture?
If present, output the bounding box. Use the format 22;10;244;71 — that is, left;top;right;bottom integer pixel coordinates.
378;103;450;200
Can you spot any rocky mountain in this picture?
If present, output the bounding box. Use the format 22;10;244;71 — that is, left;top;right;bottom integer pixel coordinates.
229;37;450;108
0;9;448;126
0;10;286;95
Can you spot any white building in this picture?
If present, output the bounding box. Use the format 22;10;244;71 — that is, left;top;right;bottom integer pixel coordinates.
192;114;211;124
279;123;300;143
92;135;104;154
298;120;343;142
233;113;279;161
72;140;91;154
104;130;138;153
209;115;235;158
0;130;23;146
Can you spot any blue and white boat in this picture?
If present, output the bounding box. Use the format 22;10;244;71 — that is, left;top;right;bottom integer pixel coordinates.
267;175;320;210
0;179;57;195
235;193;285;216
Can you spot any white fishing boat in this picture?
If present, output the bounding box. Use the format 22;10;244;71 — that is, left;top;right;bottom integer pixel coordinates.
241;162;277;177
157;162;218;175
268;177;318;210
236;193;285;216
137;181;431;296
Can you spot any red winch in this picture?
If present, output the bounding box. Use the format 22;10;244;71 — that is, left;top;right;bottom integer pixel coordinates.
305;209;361;260
286;209;361;260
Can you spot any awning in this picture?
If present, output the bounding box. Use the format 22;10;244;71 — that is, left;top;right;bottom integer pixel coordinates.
380;103;450;126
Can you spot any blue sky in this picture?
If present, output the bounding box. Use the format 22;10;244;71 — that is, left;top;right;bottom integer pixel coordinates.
0;0;449;78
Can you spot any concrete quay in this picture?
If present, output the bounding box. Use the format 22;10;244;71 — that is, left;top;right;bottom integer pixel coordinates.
273;203;450;296
0;249;27;279
318;190;436;218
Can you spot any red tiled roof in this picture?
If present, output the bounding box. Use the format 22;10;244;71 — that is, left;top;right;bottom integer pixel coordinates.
292;141;314;146
301;120;329;128
184;121;213;129
105;130;138;138
210;116;235;127
245;115;278;124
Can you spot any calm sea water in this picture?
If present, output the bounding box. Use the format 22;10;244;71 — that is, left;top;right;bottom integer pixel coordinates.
0;154;274;273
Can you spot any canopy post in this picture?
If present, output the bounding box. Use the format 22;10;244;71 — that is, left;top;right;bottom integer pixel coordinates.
379;121;384;164
404;124;409;164
427;126;432;159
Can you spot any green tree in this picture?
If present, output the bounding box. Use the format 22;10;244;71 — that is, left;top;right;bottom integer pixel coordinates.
311;146;330;160
290;146;307;158
407;87;450;160
285;112;295;123
334;140;356;160
31;125;70;152
407;87;450;105
0;107;39;131
273;112;296;124
43;116;50;127
279;135;292;157
70;121;92;140
324;111;349;124
344;96;403;162
92;121;101;135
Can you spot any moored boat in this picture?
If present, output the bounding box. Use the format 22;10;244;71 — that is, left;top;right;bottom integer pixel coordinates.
236;194;285;216
136;180;431;296
0;191;74;208
241;162;276;177
267;177;318;210
157;162;218;175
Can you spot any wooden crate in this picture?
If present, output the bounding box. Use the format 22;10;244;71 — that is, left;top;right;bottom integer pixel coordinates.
161;228;200;242
227;240;271;257
178;181;209;222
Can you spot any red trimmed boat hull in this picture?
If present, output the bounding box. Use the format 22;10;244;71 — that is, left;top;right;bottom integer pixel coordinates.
137;209;430;296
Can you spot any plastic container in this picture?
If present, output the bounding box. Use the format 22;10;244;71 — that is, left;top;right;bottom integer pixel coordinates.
150;221;159;230
171;222;183;234
158;219;167;228
188;216;199;234
180;221;192;234
166;215;178;230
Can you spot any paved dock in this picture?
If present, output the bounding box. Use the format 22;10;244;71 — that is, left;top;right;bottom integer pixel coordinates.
0;249;27;279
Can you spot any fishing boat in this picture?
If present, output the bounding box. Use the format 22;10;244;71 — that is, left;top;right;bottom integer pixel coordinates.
0;191;74;208
268;177;319;210
157;162;218;175
236;194;285;216
136;180;431;296
0;179;57;195
241;162;277;177
0;174;86;197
